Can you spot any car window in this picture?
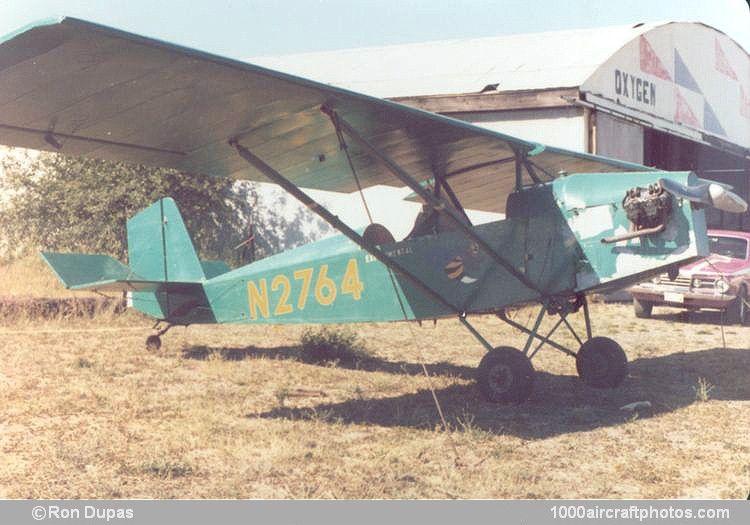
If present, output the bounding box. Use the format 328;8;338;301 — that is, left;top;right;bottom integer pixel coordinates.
708;236;748;259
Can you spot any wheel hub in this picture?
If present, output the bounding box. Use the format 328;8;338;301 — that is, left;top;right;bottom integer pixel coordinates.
488;363;513;393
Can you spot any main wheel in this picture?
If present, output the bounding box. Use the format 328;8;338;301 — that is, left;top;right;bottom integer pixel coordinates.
476;346;535;403
576;337;628;388
145;335;162;351
633;297;653;318
725;285;748;326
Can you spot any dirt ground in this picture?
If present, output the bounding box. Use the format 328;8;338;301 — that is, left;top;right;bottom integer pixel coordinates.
1;300;748;499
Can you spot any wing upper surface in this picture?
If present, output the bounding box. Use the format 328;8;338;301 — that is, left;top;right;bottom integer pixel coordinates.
0;18;652;212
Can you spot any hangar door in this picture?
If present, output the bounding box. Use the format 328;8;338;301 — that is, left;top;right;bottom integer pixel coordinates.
643;128;750;231
594;112;750;231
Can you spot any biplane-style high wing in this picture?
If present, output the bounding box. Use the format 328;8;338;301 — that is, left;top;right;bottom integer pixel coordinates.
0;17;651;212
2;18;746;402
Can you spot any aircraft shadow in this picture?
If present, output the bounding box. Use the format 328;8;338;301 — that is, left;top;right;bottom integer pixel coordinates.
246;347;750;440
181;344;475;380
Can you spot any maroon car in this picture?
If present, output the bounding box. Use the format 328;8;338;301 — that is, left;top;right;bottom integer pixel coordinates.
629;229;750;324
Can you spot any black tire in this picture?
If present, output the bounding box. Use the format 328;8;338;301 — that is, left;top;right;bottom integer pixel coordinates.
725;285;748;326
476;346;535;403
576;337;628;388
633;297;653;318
146;335;162;351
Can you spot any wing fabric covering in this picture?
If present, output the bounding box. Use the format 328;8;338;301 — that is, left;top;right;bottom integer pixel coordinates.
0;18;652;213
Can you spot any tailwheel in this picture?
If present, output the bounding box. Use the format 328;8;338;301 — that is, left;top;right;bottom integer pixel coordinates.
575;336;628;388
146;322;173;351
145;334;162;351
476;346;535;403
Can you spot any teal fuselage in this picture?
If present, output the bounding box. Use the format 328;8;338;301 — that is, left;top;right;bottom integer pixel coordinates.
43;171;706;325
189;170;707;325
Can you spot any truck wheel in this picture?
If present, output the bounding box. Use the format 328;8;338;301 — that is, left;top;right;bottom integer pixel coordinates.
633;297;653;318
726;285;748;326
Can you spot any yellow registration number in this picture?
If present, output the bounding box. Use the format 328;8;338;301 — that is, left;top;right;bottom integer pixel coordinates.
247;258;364;320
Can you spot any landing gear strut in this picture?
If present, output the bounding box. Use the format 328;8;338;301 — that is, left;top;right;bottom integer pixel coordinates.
146;322;173;351
468;294;628;403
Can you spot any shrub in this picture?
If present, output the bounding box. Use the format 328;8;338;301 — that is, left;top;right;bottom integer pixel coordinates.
692;377;715;402
299;327;369;366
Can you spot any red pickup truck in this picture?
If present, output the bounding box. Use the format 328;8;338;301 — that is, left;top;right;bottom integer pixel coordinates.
629;229;750;324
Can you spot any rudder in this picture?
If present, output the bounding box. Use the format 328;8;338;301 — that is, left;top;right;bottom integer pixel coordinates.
126;198;207;320
126;197;205;282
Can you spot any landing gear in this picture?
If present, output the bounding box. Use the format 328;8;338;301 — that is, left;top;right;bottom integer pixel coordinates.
464;294;628;403
145;334;162;351
145;322;173;351
575;336;628;388
476;347;534;403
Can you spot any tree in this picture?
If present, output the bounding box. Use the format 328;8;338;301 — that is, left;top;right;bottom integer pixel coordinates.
0;149;328;265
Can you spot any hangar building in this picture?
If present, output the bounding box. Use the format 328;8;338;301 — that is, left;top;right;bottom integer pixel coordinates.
253;22;750;230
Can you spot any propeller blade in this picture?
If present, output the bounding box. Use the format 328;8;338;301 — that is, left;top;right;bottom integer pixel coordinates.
697;177;734;191
658;178;747;214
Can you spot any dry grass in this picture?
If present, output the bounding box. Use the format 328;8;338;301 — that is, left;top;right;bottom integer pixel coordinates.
0;256;123;323
1;300;749;499
0;255;97;298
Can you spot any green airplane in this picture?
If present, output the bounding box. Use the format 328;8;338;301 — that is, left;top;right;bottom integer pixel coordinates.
1;18;745;402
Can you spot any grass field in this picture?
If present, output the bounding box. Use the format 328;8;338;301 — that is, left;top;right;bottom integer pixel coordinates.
1;273;749;499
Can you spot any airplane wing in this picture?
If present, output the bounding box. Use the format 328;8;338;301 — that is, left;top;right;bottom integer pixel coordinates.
0;17;652;213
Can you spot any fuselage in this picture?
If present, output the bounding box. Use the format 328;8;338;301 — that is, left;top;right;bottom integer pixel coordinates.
188;170;707;325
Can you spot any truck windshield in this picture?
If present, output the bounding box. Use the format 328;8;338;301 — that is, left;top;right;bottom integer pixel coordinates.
708;236;748;259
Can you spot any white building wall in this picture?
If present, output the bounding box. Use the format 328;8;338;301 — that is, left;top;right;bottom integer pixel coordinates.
595;112;644;164
451;107;587;152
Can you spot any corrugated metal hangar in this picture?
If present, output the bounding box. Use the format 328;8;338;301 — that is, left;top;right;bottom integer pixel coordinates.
254;22;750;230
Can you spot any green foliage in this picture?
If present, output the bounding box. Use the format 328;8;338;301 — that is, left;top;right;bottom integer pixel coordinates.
0;149;328;264
299;327;370;366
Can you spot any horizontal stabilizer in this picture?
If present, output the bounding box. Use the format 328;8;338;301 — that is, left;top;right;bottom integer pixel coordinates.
40;252;200;293
201;260;231;279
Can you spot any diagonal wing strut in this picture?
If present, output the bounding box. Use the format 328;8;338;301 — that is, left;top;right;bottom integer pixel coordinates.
228;138;465;315
320;106;544;298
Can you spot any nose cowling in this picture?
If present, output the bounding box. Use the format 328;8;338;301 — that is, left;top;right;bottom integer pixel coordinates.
658;178;748;214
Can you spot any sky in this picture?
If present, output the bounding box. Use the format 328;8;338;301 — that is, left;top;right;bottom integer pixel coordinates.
1;0;749;234
1;0;749;58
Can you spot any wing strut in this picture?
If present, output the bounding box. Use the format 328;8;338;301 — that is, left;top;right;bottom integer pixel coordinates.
434;167;472;225
320;107;544;298
228;138;465;315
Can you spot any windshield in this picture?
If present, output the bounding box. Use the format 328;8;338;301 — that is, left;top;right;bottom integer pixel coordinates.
708;236;748;260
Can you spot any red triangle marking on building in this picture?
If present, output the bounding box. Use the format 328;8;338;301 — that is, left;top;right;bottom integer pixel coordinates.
715;37;738;81
674;86;699;127
741;85;750;119
640;35;672;81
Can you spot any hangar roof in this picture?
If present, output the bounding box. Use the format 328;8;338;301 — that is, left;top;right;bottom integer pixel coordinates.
252;22;750;154
250;23;659;98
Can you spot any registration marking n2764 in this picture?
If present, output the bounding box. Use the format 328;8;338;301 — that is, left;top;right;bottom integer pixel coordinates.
247;258;364;320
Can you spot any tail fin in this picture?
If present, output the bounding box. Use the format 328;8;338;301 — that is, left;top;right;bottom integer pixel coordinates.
41;198;220;323
126;197;205;282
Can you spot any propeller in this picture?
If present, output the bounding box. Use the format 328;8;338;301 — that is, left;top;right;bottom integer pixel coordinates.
659;178;748;214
